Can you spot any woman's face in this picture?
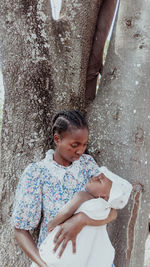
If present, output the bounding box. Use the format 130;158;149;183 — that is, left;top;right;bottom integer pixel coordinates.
86;173;112;200
54;127;89;166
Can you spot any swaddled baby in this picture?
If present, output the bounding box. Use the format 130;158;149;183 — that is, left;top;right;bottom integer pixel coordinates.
31;167;132;267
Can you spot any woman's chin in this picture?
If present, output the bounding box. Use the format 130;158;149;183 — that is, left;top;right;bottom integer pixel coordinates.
72;156;80;161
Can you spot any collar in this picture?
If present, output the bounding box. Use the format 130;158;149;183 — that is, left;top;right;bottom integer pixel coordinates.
39;149;81;180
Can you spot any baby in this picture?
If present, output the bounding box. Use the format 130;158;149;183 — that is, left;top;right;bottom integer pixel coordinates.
31;167;132;267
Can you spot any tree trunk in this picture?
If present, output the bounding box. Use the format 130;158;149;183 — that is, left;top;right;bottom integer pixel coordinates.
1;0;150;267
87;1;150;266
0;1;101;266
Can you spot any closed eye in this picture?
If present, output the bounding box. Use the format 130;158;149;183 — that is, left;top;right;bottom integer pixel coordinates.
71;143;78;148
71;143;87;148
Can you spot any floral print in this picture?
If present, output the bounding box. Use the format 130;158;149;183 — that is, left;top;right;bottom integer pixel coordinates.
12;149;100;247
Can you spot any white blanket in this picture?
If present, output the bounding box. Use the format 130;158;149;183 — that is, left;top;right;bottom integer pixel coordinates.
31;167;132;267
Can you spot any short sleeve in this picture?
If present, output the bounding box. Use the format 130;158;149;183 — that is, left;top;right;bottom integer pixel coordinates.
76;198;110;220
12;163;42;230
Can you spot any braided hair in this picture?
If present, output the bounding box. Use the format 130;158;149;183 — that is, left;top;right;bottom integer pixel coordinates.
52;110;88;137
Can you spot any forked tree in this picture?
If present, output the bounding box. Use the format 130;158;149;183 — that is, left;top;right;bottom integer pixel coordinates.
0;0;150;266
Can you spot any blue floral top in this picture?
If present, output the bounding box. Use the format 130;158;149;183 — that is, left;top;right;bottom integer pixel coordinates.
12;149;100;247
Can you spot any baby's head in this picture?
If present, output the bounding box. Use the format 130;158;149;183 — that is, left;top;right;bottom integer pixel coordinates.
86;173;112;200
87;167;133;209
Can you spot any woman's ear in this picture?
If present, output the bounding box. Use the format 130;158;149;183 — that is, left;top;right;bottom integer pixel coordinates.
53;132;61;145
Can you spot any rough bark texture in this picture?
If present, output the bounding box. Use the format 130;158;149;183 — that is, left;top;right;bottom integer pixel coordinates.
0;1;101;266
87;1;150;266
1;0;150;266
86;0;118;102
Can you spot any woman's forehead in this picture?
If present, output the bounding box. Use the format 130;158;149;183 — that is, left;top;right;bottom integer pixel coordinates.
63;127;89;141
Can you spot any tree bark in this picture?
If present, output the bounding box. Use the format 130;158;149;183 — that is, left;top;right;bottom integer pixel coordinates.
1;0;150;266
86;0;117;102
0;1;101;266
87;1;150;266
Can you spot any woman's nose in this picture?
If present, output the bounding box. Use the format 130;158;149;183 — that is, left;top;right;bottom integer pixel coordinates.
76;150;81;156
76;147;85;156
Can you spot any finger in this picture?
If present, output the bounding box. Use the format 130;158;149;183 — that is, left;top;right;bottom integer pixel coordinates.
110;208;117;220
101;173;107;179
90;176;100;182
54;227;63;243
58;239;68;258
89;176;97;183
72;238;76;254
48;226;54;232
48;223;53;230
48;220;54;227
53;234;65;252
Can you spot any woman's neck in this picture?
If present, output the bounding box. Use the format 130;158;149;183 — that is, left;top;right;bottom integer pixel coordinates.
53;151;71;167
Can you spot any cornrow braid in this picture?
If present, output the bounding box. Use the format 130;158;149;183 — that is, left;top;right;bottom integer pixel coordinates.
52;110;88;136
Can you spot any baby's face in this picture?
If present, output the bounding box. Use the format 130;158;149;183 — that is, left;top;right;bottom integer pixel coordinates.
86;173;112;200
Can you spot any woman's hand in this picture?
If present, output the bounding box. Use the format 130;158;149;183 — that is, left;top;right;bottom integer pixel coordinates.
39;262;49;267
106;208;117;223
48;219;57;232
52;208;117;258
53;212;86;258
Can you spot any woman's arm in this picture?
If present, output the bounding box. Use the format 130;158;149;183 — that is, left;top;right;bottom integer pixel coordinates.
48;191;93;231
14;228;48;267
53;208;117;258
82;207;117;226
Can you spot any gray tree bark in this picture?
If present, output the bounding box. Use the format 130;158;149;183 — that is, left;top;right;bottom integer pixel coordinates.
87;1;150;266
0;0;150;267
0;1;101;266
